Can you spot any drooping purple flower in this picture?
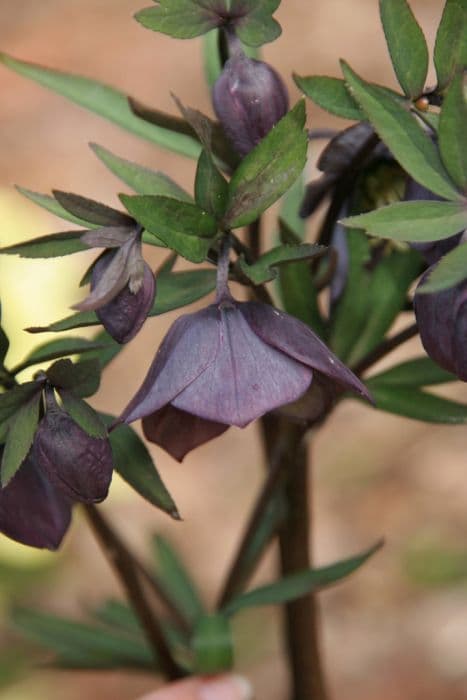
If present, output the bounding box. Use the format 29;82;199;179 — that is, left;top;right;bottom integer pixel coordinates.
120;296;370;461
414;268;467;381
34;389;113;503
0;447;72;550
212;51;289;156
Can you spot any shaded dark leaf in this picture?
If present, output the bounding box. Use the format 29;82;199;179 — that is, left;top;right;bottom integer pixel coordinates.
1;393;41;486
59;391;107;438
11;338;109;376
53;191;133;228
0;231;88;259
16;186;97;227
239;243;325;284
0;382;41;424
45;358;100;398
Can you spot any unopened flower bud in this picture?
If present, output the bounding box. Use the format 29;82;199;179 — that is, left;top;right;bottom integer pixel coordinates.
212;52;289;156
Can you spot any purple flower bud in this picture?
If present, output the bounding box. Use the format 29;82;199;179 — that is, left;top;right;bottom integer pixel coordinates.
0;448;72;550
92;253;156;343
34;391;113;503
414;269;467;381
212;52;289;156
120;298;370;460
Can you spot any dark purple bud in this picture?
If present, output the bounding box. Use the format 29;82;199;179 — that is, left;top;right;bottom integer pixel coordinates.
34;391;113;503
405;179;463;264
0;448;72;550
120;297;369;460
414;268;467;381
212;52;289;156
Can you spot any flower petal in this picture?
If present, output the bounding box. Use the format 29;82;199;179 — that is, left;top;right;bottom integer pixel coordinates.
241;301;371;400
0;451;72;550
142;405;228;461
172;303;313;427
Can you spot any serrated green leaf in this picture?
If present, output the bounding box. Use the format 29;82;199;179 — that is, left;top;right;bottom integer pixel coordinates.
368;357;457;387
46;358;100;398
154;535;205;624
341;61;461;201
90;143;192;200
239;243;324;284
0;231;88;259
366;384;467;423
0;382;41;424
11;607;154;670
16;186;98;227
192;614;233;674
434;0;467;92
58;391;107;438
1;393;41;486
194;150;228;220
342;200;467;241
53;191;133;228
294;75;364;120
379;0;429;99
417;241;467;292
234;4;281;47
0;53;200;160
438;72;467;191
223;542;382;616
11;338;109;376
135;1;222;39
121;195;216;262
225;100;308;228
101;416;179;518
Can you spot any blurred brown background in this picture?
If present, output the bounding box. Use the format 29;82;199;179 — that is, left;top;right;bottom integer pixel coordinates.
1;1;467;699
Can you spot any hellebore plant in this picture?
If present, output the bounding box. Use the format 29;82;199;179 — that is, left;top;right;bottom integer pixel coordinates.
0;1;466;699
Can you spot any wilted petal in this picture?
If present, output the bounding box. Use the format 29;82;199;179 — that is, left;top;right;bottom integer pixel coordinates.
142;405;228;462
121;307;220;424
34;403;113;503
81;226;134;249
0;450;72;550
96;261;156;343
73;238;134;312
241;302;370;400
172;302;313;427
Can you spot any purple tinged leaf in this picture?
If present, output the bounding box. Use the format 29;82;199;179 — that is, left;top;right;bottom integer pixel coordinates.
53;191;134;228
80;226;134;249
318;122;375;174
0;449;72;550
73;240;134;312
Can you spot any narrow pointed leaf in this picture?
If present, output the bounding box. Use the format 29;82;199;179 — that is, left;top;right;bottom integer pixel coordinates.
58;391;107;438
15;187;98;227
294;75;364;120
239;243;325;284
46;358;100;398
342;201;467;242
194;150;228;220
0;382;41;424
379;0;429;98
91;600;142;637
368;357;457;387
0;53;200;159
223;542;382;615
438;72;467;191
101;415;179;518
341;61;461;201
11;338;109;375
90;143;192;200
53;191;133;228
366;384;467;423
225;100;308;228
192;614;233;674
434;0;467;92
1;393;41;486
153;535;205;623
417;242;467;292
0;231;88;259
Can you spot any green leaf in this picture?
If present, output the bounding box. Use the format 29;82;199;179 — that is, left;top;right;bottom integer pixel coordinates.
0;53;200;160
279;173;306;240
86;329;123;370
53;191;132;228
59;391;107;438
90;143;192;200
46;358;100;398
239;243;324;285
341;61;461;201
11;338;109;375
102;417;179;518
234;1;282;47
135;1;222;39
0;382;41;424
366;384;467;423
368;357;457;387
91;600;142;637
153;535;205;624
192;614;233;674
11;607;154;670
1;392;41;486
294;75;364;120
438;71;467;192
342;200;467;242
223;542;382;616
0;231;88;259
194;150;228;220
16;186;98;227
379;0;429;98
121;195;217;262
434;0;467;92
225;100;308;228
418;241;467;292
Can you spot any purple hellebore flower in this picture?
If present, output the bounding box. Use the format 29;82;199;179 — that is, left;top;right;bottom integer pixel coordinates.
120;297;370;461
414;268;467;381
212;51;289;157
0;447;72;550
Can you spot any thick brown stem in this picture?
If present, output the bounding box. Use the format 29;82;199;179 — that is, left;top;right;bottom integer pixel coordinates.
84;504;183;680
